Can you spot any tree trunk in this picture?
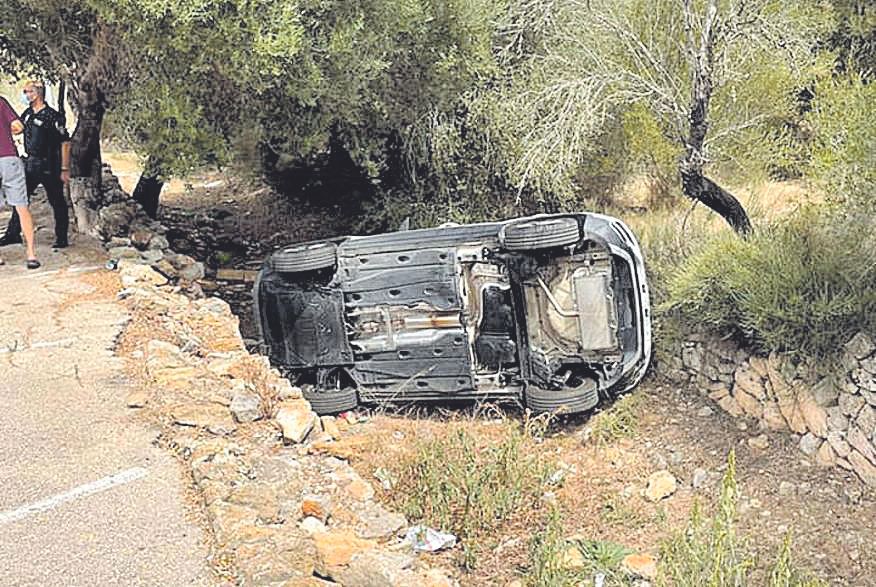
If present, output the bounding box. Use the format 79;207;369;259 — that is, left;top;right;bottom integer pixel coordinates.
69;83;105;187
67;22;129;189
680;0;751;234
680;168;752;233
68;177;100;236
133;155;164;219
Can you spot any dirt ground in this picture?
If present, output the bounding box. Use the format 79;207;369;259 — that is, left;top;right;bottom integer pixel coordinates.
341;376;876;585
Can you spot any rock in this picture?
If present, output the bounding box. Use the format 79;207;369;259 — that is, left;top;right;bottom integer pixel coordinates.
696;406;714;417
762;402;788;431
171;402;237;435
815;441;837;468
852;368;876;392
708;383;730;401
302;497;329;522
140;249;164;264
152;259;179;279
826;406;850;433
356;507;407;540
145;339;186;370
734;368;766;400
778;481;796;496
179;261;206;282
827;432;852;459
276;401;318;444
559;546;586;570
846;426;876;466
119;263;167;287
717;395;744;418
777;392;808;435
734;388;763;420
845;332;875;360
125;389;149;408
230;393;262;423
300;516;327;535
148;234;170;250
799;433;821;455
692;468;708;489
862;355;876;375
811;378;840;407
226;485;281;523
621;553;658;580
862;389;876;408
682;344;704;372
108;245;143;260
749;356;770;379
346;478;375;501
644;470;677;501
312;530;377;576
848;451;876;486
107;236;131;248
856;405;876;439
798;390;828;437
130;228;153;250
334;551;416;587
748;434;770;451
275;380;303;401
840;392;866;418
321;416;342;440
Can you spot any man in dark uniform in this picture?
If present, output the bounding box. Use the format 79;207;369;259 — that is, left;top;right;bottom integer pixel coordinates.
0;80;71;248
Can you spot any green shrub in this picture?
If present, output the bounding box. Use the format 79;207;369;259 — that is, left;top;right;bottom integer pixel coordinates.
588;392;644;447
658;451;824;587
388;423;551;569
528;507;633;587
664;204;876;361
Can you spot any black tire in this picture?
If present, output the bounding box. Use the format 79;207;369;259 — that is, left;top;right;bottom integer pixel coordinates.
501;217;580;251
525;379;599;414
273;242;337;273
303;387;359;415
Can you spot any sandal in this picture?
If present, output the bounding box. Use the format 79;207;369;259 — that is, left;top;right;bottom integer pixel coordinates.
26;259;41;270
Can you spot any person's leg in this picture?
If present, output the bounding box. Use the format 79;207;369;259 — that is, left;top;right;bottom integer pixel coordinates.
15;204;38;265
43;174;69;246
0;207;22;245
1;157;37;266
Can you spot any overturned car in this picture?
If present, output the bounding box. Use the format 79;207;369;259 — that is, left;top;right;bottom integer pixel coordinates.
254;214;651;415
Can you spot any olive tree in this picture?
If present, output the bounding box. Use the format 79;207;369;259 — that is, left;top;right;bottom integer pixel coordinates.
487;0;823;232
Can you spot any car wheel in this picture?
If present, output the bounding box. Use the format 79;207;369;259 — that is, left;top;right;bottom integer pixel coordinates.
524;378;599;414
273;242;337;273
501;217;580;251
303;386;359;415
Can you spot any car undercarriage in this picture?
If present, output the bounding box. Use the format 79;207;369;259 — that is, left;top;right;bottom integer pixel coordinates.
254;214;651;414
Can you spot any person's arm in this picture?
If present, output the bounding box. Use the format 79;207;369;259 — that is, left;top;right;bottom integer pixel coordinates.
60;140;71;183
53;111;72;183
0;98;22;134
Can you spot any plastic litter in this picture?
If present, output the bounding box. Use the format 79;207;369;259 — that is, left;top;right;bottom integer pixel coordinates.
105;259;119;271
594;573;606;587
404;525;457;552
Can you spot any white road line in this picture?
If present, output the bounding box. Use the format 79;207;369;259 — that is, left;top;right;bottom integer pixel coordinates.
0;467;148;526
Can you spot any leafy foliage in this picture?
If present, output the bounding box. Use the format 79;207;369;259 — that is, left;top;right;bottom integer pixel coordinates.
388;421;551;569
664;205;876;360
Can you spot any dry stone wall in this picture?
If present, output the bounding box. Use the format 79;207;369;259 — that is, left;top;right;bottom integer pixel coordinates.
83;168;455;586
662;333;876;487
116;263;455;586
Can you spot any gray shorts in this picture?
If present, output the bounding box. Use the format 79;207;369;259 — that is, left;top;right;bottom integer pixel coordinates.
0;156;28;207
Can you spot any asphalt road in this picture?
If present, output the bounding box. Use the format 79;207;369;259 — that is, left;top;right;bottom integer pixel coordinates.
0;223;211;587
